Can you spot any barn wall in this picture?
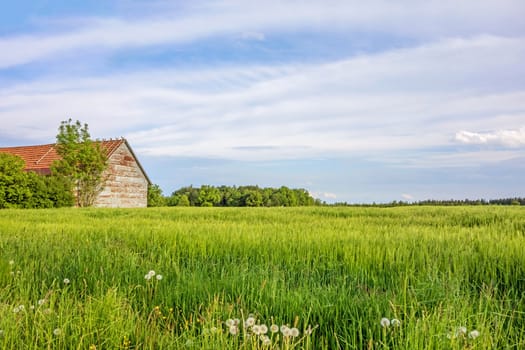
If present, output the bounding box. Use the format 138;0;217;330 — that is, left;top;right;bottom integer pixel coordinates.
94;143;148;208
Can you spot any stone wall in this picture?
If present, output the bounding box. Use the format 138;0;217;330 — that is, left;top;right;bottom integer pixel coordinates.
94;143;148;208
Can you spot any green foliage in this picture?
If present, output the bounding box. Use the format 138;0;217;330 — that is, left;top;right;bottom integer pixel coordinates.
52;119;108;207
0;154;73;208
0;206;523;349
167;185;316;207
147;184;166;207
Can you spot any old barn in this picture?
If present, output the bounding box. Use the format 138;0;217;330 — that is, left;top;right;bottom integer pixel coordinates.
0;138;150;208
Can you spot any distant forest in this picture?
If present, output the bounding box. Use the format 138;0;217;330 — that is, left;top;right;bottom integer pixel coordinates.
148;184;524;208
149;185;320;207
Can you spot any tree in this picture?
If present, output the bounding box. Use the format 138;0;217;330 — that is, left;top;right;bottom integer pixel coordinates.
0;154;31;208
147;184;166;207
52;119;108;207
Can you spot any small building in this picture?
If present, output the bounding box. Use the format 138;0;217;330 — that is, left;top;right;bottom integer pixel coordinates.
0;138;151;208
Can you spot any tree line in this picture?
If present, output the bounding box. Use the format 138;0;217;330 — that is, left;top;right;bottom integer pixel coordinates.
147;184;320;207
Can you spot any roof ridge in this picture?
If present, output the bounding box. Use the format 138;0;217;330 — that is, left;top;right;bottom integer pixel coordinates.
35;144;55;165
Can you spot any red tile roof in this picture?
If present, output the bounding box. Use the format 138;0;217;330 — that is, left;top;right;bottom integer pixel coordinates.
0;139;126;175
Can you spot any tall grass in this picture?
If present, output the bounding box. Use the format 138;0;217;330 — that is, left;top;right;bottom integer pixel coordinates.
0;206;524;349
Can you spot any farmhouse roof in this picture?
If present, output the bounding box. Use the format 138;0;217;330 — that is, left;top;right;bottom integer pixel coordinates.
0;138;151;184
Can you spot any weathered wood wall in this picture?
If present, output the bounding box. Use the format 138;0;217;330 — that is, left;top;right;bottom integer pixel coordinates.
95;143;148;208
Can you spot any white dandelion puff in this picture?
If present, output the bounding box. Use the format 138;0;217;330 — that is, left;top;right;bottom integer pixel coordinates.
261;335;271;346
259;324;268;334
63;278;70;284
229;325;239;335
225;319;235;327
270;324;279;333
282;326;292;337
380;318;391;328
290;327;300;337
38;299;46;305
245;316;256;328
457;326;467;335
53;328;62;336
13;306;20;313
156;274;163;280
148;270;156;277
469;330;480;339
8;260;14;265
391;319;401;327
144;274;152;280
252;325;261;335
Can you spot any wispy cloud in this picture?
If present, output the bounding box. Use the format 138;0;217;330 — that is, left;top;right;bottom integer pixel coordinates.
455;127;525;147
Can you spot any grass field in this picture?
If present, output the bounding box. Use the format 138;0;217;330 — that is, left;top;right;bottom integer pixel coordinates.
0;206;524;349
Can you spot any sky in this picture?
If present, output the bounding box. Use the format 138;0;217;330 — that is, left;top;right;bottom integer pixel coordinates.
1;0;524;203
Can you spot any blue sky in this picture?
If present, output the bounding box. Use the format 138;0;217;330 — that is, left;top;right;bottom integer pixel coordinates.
1;0;524;203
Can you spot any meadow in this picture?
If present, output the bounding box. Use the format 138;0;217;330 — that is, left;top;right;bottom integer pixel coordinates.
0;206;524;349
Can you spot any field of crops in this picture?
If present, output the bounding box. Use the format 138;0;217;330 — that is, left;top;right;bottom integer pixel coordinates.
0;206;524;349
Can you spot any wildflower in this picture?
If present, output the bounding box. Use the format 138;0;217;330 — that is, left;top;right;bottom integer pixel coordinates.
457;326;467;336
469;330;480;339
63;278;70;285
156;274;163;281
148;270;156;277
245;316;256;328
281;326;292;337
380;318;391;328
144;274;152;280
13;306;20;313
259;324;268;334
30;305;35;310
290;327;300;337
280;325;289;333
252;325;261;335
53;328;62;336
261;335;271;346
38;299;46;306
225;319;235;327
18;304;25;311
391;319;401;327
270;324;279;333
229;325;238;335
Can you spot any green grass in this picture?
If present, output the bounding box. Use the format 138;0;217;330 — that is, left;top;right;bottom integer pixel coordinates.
0;206;524;349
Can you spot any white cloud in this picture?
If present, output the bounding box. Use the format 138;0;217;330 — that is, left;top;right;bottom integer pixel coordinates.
455;128;525;147
0;0;523;69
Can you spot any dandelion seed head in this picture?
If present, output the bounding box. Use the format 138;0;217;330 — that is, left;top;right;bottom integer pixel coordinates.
156;274;163;280
261;335;271;346
270;324;279;333
252;325;261;335
259;324;268;334
245;316;256;327
380;317;391;328
225;319;234;327
38;299;45;305
63;278;70;284
13;306;20;313
144;274;152;280
8;260;14;265
469;330;480;339
148;270;156;277
290;327;300;337
53;328;62;336
229;325;238;335
458;326;467;335
391;318;401;327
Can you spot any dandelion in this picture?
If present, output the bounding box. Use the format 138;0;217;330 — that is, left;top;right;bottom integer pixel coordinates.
156;274;163;280
457;326;467;336
8;260;14;265
252;325;261;335
13;306;20;313
259;324;268;334
469;330;480;339
63;278;70;284
270;324;279;333
280;325;289;333
225;319;235;327
229;325;239;335
18;304;25;311
144;273;152;280
53;328;62;336
148;270;156;277
380;318;391;328
38;299;46;306
30;305;35;310
261;335;271;346
391;318;401;327
282;326;292;337
245;316;256;328
290;327;300;337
